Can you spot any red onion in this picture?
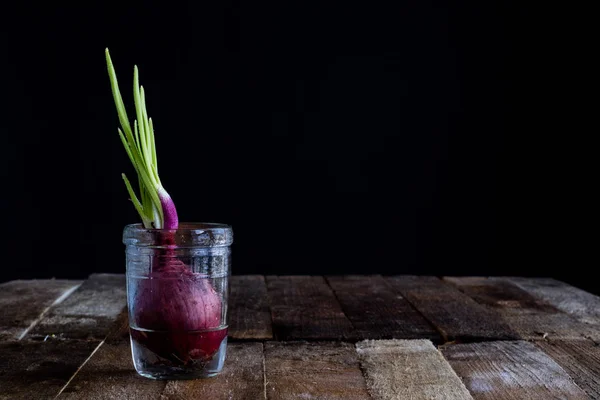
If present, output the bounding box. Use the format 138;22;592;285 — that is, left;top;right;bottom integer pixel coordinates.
132;259;225;364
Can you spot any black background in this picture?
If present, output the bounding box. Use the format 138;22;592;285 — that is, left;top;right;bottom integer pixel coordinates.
0;2;596;293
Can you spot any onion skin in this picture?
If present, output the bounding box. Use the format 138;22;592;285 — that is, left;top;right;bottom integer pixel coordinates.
131;259;225;365
158;188;179;230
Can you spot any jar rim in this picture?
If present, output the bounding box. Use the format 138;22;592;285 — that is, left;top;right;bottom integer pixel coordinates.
125;222;232;232
123;222;233;247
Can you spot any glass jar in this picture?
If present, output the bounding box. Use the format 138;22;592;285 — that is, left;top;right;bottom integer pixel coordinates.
123;223;233;380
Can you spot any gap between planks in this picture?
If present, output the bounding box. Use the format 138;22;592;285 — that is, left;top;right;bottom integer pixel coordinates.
55;339;106;399
325;275;442;342
444;276;600;342
265;275;355;341
18;283;83;340
442;340;590;399
0;279;83;341
57;337;472;400
29;274;128;341
6;275;598;399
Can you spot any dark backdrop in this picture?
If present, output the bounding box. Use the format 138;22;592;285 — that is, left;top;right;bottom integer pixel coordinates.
1;1;596;293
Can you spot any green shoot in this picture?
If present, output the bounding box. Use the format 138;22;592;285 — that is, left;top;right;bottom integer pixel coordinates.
106;48;164;229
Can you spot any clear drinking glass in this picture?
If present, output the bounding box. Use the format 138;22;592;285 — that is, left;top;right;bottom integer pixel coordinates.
123;223;233;380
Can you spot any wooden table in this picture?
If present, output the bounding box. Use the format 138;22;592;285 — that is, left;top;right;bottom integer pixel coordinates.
1;275;599;399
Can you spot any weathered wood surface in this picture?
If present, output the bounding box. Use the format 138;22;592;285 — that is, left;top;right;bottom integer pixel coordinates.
444;277;557;312
506;277;600;326
29;274;127;340
445;277;600;341
58;340;165;400
536;339;600;399
326;275;440;341
265;341;370;400
229;275;273;340
161;343;265;400
57;320;166;400
388;276;517;342
0;279;82;341
0;339;100;400
1;275;599;399
442;340;589;399
266;275;354;340
356;339;473;400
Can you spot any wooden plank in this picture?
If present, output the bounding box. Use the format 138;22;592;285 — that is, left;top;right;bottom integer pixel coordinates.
161;343;264;400
229;275;273;340
387;276;518;342
0;279;82;341
326;275;440;341
442;340;589;399
266;276;354;340
445;277;600;341
0;339;99;400
443;277;556;311
506;277;600;326
29;274;127;340
57;321;165;400
57;341;165;400
356;339;473;400
536;339;600;399
265;341;370;400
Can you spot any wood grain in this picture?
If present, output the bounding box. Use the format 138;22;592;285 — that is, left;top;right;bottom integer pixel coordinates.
0;339;99;400
265;341;370;400
4;275;600;399
442;340;589;399
388;276;517;342
266;276;354;340
29;274;127;340
229;275;273;340
536;339;600;399
445;277;600;341
161;343;265;400
57;324;165;400
326;275;440;341
356;339;473;400
0;279;82;341
506;277;600;326
443;277;556;311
